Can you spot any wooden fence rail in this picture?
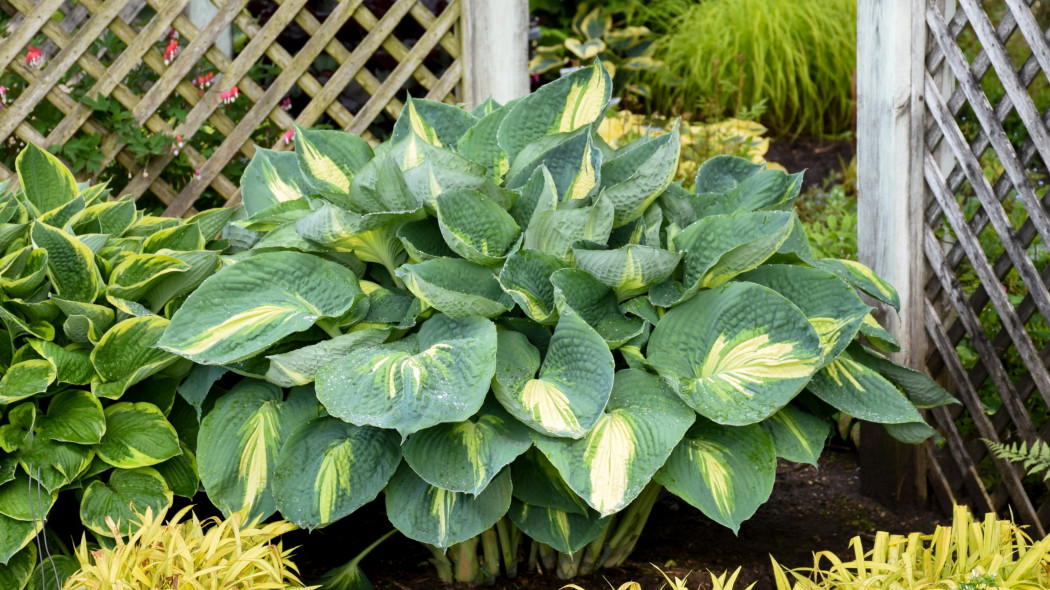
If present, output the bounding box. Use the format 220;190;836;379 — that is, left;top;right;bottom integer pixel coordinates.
0;0;527;215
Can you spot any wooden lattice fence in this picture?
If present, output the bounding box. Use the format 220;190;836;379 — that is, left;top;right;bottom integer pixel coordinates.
859;0;1050;536
0;0;526;216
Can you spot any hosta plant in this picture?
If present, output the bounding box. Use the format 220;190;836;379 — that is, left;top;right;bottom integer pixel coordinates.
0;144;232;589
158;62;954;582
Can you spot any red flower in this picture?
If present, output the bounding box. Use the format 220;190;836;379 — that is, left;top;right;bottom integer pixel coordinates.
163;39;179;65
26;46;43;68
220;86;239;105
282;128;294;144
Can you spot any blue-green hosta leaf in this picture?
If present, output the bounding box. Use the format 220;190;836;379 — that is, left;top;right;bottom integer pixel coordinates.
884;421;940;444
388;133;490;208
391;96;477;149
509;166;558;229
693;155;763;194
30;222;102;303
142;250;222;313
759;405;829;466
362;284;423;328
96;402;180;469
265;329;390;388
510;448;591;516
90;316;177;399
0;514;41;566
187;207;237;240
241;148;311;217
506;125;602;202
571;242;681;301
458;99;516;178
492;313;615;439
498;249;568;324
196;381;318;521
694;163;803;217
740;265;870;363
272;417;401;529
656;420;776;533
806;349;925;425
551;268;645;347
498;62;611;161
385;462;512;548
396;218;456;262
600;126;680;226
106;253;189;304
809;258;900;310
16;143;77;215
533;369;694;516
508;500;609;555
159;251;362;365
154;441;199;498
0;360;55;404
648;282;823;426
348;155;424;216
0;543;34;586
396;259;513;318
27;341;93;385
403;401;532;495
316;315;497;438
849;345;956;408
293;125;374;198
858;313;900;353
0;475;56;521
435;189;521;265
523;195;614;261
79;467;173;537
238;199;314;232
36;390;104;445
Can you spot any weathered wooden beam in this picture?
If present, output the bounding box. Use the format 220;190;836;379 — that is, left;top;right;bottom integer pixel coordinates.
461;0;528;107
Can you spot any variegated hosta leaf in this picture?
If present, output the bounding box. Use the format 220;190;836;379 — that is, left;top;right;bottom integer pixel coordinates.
264;329;390;388
564;38;605;60
142;250;222;313
740;264;870;363
0;360;55;404
533;369;694;516
79;467;173;537
571;242;681;301
809;258;900;310
159;251;362;364
385;462;512;548
523;195;614;261
492;313;615;439
806;349;926;426
240;147;311;216
16;142;77;215
105;253;189;305
435;189;522;265
397;218;457;261
498;61;611;161
1;248;47;299
238;199;313;232
0;307;54;344
849;345;956;408
51;298;112;346
648;282;823;426
655;419;776;533
693;154;764;194
498;249;568;324
759;405;829;466
508;500;609;554
90;316;177;399
403;401;532;495
457;99;516;178
0;542;34;585
551;268;645;347
391;96;477;149
272;417;401;529
0;475;56;521
142;223;204;253
858;313;900;353
154;441;199;498
95;402;180;469
396;259;513;318
28;340;93;385
509;166;559;229
0;514;41;566
196;381;318;521
600;125;680;226
506;125;602;202
694;158;803;216
35;390;105;445
30;222;101;303
316;315;497;438
510;448;591;515
293;124;374;197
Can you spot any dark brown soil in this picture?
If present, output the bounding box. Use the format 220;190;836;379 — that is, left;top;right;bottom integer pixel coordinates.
765;137;855;189
287;448;948;590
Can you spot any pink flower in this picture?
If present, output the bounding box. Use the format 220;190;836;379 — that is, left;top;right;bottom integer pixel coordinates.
281;128;294;144
163;39;179;65
26;46;43;68
194;168;202;180
192;72;215;93
280;97;292;111
220;86;239;105
0;86;8;106
171;135;184;156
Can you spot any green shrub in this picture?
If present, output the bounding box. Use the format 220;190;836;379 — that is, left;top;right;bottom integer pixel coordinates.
0;144;232;589
157;62;952;582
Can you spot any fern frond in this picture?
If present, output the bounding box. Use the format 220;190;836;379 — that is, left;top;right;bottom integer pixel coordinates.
982;439;1050;481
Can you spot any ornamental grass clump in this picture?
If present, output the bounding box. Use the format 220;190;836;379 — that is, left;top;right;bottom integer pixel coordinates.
157;62;954;582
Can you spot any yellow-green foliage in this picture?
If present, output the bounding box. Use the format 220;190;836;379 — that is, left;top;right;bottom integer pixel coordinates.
772;504;1050;589
62;506;317;590
561;566;755;590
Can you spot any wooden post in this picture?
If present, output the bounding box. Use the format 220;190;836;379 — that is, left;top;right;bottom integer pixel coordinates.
856;0;929;506
461;0;530;107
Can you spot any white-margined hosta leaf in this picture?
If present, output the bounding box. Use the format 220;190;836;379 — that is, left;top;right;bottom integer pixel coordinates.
510;448;591;516
806;349;925;426
95;402;180;469
391;96;477;149
0;475;56;521
240;148;311;217
533;369;694;516
293;125;374;198
551;268;645;347
90;316;177;399
265;329;390;388
79;467;172;537
196;381;318;521
0;542;34;586
396;259;513;318
740;264;870;363
809;258;900;310
498;62;611;162
492;314;614;439
508;500;609;554
506;125;603;203
435;189;522;266
385;462;512;548
0;360;54;404
158;251;362;365
599;125;680;226
317;315;497;438
571;242;681;301
0;513;41;565
35;390;104;445
655;419;776;533
403;400;532;495
272;417;401;529
759;405;829;466
648;282;822;426
523;195;614;262
498;249;568;324
30;222;101;303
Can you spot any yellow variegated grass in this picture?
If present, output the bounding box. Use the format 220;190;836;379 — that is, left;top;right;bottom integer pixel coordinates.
62;506;317;590
560;565;755;590
772;504;1050;589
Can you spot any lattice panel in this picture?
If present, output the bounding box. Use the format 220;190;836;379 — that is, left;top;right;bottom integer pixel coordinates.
921;0;1050;536
0;0;463;215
